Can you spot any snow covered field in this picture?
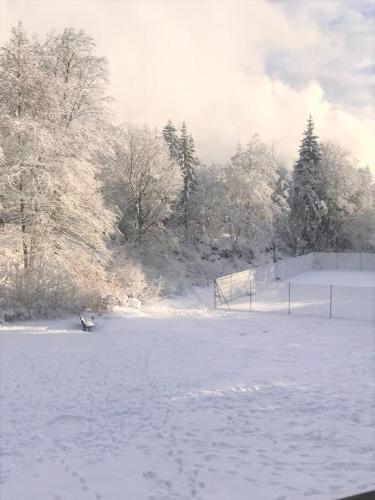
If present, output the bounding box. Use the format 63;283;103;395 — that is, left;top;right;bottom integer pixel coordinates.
0;296;374;500
225;270;375;321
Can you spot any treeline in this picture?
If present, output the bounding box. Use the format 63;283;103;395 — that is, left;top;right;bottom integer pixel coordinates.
0;25;374;317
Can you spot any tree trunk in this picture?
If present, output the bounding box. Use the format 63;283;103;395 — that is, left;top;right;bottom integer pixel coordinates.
19;177;28;270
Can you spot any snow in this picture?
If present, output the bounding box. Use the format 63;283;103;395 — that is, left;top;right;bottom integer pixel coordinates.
0;295;374;500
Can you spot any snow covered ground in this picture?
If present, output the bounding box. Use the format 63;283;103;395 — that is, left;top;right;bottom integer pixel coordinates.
0;293;374;500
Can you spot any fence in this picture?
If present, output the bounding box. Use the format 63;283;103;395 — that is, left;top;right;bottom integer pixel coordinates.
214;252;375;321
313;252;375;271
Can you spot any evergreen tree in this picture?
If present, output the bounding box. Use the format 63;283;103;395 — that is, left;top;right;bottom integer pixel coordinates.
290;116;326;254
162;120;180;161
296;116;321;169
177;122;198;235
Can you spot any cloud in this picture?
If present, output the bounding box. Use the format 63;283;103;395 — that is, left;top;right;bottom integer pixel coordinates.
0;0;374;171
268;0;375;115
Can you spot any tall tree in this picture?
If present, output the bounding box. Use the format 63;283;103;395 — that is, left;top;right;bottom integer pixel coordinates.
0;24;114;314
162;120;180;162
272;164;292;258
318;142;359;250
228;136;277;258
0;22;58;271
177;122;198;236
290;116;326;254
340;166;375;251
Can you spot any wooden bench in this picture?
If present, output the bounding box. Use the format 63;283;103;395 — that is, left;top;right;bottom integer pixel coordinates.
80;314;95;332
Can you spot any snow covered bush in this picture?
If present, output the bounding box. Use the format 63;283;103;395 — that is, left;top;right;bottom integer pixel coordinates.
112;229;186;298
0;231;116;317
112;255;158;301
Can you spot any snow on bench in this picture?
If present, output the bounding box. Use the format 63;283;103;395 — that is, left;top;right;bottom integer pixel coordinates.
80;314;95;332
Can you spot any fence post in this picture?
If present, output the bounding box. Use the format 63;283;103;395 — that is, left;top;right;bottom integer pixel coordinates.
249;279;252;312
230;274;232;302
336;253;338;270
329;284;333;319
214;279;217;309
288;282;291;315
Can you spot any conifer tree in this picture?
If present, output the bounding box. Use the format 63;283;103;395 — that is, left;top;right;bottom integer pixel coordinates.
290;116;326;254
177;122;198;235
162;120;180;161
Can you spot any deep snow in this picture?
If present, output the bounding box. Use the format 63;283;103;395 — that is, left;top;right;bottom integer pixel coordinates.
0;292;374;500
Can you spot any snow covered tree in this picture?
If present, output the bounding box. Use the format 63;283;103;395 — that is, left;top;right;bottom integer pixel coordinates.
0;22;53;271
350;167;374;212
194;136;277;261
340;166;375;251
105;124;183;239
226;136;277;258
305;141;375;252
316;142;358;250
290;116;326;254
162;120;180;162
0;24;115;315
177;122;199;237
272;164;292;258
193;163;225;245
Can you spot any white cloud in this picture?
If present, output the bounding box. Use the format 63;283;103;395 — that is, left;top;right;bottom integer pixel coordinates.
0;0;373;171
268;0;375;115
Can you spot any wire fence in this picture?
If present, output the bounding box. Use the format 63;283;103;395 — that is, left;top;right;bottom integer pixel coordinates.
214;252;375;322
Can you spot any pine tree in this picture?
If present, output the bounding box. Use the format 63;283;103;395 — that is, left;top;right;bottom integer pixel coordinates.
291;116;326;254
162;120;180;161
296;116;321;170
177;122;198;235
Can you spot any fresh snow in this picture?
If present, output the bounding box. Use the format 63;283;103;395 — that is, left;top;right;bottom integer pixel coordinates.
0;293;374;500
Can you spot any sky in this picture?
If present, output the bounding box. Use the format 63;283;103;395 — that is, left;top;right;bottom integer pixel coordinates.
0;0;374;170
